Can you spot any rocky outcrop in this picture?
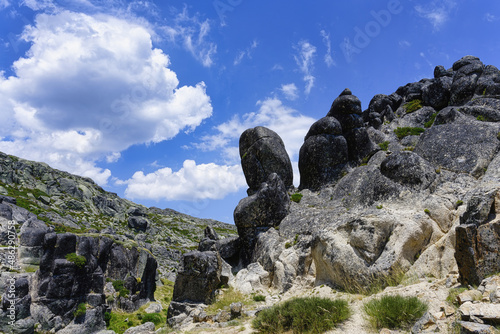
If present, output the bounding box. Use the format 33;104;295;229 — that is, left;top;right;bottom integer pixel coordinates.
455;188;500;286
298;116;348;190
327;88;376;164
234;173;290;266
0;198;158;333
232;55;500;294
171;251;221;304
239;126;293;194
299;89;376;190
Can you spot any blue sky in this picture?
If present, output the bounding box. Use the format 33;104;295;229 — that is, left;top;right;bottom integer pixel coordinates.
0;0;499;224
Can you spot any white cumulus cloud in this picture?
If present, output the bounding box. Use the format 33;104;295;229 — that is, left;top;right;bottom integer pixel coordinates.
281;83;299;101
0;10;212;185
122;160;246;201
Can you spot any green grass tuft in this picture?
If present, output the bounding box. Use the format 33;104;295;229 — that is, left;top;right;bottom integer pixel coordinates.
446;287;468;307
363;295;428;330
424;113;438;128
141;313;164;326
290;193;303;203
404;99;423;113
205;287;251;315
378;141;390;151
252;297;350;334
394;127;425;139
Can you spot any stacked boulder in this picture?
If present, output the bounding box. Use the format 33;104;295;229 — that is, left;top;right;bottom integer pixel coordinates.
299;89;376;190
235;127;292;266
239;126;293;194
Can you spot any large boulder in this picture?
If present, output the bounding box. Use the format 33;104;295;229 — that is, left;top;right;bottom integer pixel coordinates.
234;173;290;266
239;126;293;193
455;188;500;286
422;75;452;110
298;117;348;190
380;151;437;190
171;251;222;304
476;65;500;96
414;122;500;178
327;89;376;163
330;165;402;207
450;56;485;105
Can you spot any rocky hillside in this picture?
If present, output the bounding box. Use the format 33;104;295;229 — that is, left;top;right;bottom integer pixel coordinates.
166;55;500;333
0;152;237;279
0;152;236;333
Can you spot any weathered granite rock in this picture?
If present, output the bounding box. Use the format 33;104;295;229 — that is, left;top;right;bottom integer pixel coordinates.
327;89;376;163
298;117;348;190
459;302;500;325
127;216;148;232
459;321;498;334
422;75;452;110
171;251;222;304
476;65;500;96
414;122;500;178
450;56;485;105
455;186;500;286
234;173;290;266
55;307;107;334
232;262;271;294
380;151;437;190
27;232;157;331
329;165;402;207
239;126;293;193
455;220;500;286
123;322;155;334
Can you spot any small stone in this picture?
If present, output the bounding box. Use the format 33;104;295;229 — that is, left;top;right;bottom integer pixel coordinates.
458;290;483;304
144;302;163;314
433;311;446;320
441;303;456;317
459;321;497;334
214;310;231;323
230;302;242;318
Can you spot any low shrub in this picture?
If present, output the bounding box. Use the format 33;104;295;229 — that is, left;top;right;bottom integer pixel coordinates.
378;141;390;151
363;295;428;330
404;99;423;113
104;312;112;326
253;294;266;302
65;253;86;269
112;280;130;298
141;313;164;326
252;297;350;333
74;303;87;318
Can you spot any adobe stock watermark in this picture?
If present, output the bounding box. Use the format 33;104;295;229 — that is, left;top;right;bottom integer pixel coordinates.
3;220;20;326
213;0;243;24
340;0;403;63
